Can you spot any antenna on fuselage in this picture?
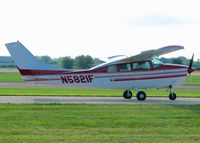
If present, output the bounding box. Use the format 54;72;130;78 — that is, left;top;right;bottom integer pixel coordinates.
119;47;131;57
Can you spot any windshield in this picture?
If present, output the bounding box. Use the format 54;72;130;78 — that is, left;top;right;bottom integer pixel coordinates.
152;58;163;68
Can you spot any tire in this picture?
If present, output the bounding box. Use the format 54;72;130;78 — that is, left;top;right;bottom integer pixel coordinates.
169;93;176;100
136;91;146;101
123;90;132;99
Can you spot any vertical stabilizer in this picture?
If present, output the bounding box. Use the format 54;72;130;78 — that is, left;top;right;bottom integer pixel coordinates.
5;41;64;71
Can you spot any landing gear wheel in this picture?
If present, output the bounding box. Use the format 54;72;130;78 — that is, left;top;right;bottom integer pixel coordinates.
136;91;146;101
123;90;132;99
169;93;176;100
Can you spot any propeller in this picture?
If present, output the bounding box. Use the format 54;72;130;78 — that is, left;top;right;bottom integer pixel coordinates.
188;53;194;74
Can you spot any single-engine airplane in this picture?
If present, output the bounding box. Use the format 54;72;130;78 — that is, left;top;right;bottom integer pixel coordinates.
5;41;194;101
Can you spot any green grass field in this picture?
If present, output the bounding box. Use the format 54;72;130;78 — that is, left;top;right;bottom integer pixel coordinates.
0;88;200;97
185;75;200;85
0;73;199;143
0;72;23;82
0;104;199;143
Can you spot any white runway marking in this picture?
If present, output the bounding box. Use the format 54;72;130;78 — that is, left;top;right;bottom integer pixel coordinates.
0;96;200;104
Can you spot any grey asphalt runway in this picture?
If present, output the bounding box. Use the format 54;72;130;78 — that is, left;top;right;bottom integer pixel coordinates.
1;82;200;90
0;96;200;104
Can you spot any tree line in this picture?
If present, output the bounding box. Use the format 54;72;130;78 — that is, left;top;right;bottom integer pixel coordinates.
36;55;200;70
36;55;104;69
160;56;200;70
0;55;199;70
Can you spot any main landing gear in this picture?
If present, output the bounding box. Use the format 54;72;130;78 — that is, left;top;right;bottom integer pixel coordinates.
123;90;132;99
123;90;146;101
136;91;146;101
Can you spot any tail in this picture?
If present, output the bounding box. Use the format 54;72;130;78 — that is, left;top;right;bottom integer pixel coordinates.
5;41;67;79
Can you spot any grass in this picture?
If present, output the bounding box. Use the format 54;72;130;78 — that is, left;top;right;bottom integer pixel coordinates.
184;75;200;86
0;88;200;97
0;88;122;96
0;72;23;82
0;104;199;143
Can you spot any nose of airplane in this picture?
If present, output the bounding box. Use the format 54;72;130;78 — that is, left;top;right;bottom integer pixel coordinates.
188;67;195;74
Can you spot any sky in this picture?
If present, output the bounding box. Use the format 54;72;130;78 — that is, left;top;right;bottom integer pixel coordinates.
0;0;200;60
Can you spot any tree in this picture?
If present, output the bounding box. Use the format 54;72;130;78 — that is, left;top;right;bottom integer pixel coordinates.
59;56;74;69
171;57;182;65
93;58;104;66
74;55;93;69
36;55;56;64
159;57;171;63
171;57;188;65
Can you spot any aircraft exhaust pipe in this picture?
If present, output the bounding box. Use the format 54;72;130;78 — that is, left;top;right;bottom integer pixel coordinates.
188;53;195;74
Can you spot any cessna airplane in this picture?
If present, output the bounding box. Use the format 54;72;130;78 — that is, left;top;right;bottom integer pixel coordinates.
5;41;194;101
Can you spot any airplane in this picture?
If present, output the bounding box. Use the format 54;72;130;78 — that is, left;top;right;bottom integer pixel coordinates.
5;41;194;101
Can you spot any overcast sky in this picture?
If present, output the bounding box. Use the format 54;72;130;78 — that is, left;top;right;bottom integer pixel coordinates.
0;0;199;60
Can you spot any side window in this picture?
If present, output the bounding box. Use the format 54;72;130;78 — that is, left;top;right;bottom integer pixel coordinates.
119;64;131;72
133;61;150;70
107;65;117;73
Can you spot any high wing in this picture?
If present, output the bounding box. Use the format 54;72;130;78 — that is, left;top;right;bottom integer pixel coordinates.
114;45;184;64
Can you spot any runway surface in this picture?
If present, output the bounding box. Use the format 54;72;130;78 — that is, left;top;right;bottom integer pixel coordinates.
0;96;200;104
1;82;200;90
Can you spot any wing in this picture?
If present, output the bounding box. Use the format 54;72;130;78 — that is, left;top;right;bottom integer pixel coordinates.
115;45;184;63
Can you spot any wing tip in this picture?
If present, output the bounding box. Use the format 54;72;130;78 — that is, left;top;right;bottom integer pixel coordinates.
162;45;184;50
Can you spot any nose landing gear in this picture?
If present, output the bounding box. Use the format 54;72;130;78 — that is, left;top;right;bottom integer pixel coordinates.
168;85;176;100
169;93;176;100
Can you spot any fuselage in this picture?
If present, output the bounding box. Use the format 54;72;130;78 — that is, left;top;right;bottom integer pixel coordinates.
19;59;189;90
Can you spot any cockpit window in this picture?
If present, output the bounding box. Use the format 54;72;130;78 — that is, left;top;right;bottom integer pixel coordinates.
133;61;150;70
107;65;117;73
152;58;163;68
119;64;131;72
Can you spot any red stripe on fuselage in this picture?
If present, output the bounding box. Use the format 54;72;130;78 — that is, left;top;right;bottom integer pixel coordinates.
18;68;187;76
18;69;102;76
17;64;187;76
112;74;187;82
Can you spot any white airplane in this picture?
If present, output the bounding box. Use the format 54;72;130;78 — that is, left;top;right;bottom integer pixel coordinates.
5;41;194;101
